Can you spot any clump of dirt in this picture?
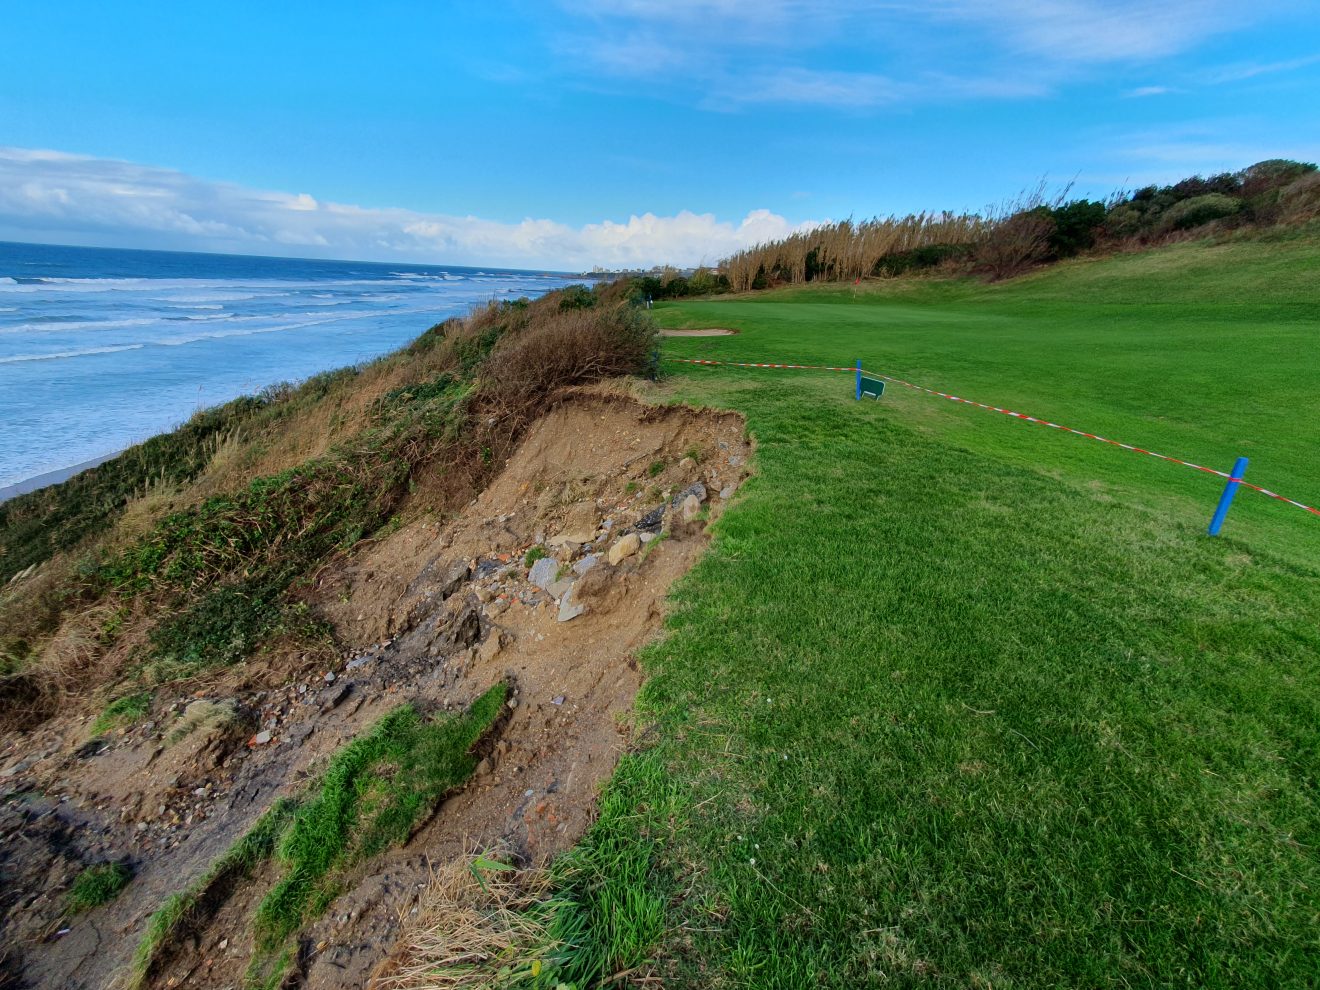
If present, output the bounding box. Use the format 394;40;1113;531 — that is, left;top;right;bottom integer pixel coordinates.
0;390;749;990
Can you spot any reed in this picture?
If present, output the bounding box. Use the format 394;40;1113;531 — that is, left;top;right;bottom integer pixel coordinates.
721;211;988;291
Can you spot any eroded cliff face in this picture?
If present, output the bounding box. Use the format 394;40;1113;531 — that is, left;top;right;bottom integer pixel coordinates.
1;389;750;990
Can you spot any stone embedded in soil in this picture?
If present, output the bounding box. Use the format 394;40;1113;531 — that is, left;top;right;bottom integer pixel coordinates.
639;532;656;544
634;504;666;532
252;730;272;746
573;554;600;576
479;632;504;663
557;585;586;623
607;532;641;566
437;604;482;650
528;556;559;592
680;494;702;522
673;481;707;505
720;484;736;499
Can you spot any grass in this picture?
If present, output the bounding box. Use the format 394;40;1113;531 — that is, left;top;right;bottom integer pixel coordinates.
65;862;132;913
128;797;299;990
90;691;151;735
132;685;506;989
546;237;1320;987
249;684;508;985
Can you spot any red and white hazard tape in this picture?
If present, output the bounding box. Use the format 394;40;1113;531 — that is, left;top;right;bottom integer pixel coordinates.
666;356;1320;519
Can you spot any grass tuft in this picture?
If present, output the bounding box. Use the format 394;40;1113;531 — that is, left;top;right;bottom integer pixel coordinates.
65;862;132;913
90;692;151;736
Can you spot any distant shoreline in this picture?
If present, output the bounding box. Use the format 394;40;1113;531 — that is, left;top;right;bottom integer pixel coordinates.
0;452;121;505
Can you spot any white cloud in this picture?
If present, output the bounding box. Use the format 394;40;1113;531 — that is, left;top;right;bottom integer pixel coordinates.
1124;85;1175;97
1205;52;1320;83
0;147;813;269
555;1;1293;109
922;1;1251;62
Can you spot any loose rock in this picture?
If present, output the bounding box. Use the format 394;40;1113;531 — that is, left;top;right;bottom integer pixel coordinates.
607;533;641;566
528;557;559;592
557;586;586;623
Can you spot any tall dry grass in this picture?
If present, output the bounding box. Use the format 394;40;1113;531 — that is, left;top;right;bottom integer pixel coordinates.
372;848;557;990
721;211;989;291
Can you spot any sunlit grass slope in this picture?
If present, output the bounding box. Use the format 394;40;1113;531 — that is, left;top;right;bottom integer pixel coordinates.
659;234;1320;563
556;237;1320;988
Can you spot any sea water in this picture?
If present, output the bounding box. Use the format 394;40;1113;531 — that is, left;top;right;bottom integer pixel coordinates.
0;241;578;489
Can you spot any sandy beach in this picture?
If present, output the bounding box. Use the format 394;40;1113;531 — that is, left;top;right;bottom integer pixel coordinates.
0;451;119;504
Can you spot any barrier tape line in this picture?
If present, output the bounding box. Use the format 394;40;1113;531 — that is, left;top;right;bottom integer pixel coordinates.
665;356;1320;519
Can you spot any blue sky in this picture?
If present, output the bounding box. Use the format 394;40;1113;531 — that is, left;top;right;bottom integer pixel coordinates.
1;1;1317;268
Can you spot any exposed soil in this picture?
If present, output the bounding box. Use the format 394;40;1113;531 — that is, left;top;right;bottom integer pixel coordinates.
657;327;737;337
0;389;748;990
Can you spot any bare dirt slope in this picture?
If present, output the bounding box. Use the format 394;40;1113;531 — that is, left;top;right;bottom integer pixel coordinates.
0;390;748;990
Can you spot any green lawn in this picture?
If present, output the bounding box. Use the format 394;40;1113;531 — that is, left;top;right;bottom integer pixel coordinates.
555;238;1320;988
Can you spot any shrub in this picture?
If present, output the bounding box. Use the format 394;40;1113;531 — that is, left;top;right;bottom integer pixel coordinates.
1047;200;1108;257
1103;202;1147;240
478;303;657;427
975;208;1057;280
557;284;596;310
873;243;973;277
1158;193;1241;232
1280;171;1320;223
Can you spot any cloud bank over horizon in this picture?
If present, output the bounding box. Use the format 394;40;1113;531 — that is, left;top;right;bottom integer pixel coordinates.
0;147;816;270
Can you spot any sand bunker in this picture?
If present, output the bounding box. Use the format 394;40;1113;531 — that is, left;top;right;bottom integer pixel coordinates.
658;327;737;337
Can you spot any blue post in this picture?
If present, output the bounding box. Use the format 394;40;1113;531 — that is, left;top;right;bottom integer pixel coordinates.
855;359;862;401
1207;456;1249;536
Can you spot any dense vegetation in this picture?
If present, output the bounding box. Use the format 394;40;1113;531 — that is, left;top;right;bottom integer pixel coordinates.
717;158;1320;288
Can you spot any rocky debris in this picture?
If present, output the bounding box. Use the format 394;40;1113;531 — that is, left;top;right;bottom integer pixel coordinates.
607;533;641;566
252;730;273;746
573;554;600;576
320;682;352;713
548;501;599;546
720;484;736;500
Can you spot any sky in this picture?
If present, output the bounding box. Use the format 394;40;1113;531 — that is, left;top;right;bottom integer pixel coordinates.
0;1;1317;269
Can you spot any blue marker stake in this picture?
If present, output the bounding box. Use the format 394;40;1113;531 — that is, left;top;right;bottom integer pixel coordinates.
855;359;862;401
1207;456;1249;536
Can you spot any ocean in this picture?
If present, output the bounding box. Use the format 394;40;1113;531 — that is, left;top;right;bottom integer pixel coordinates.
0;241;578;490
